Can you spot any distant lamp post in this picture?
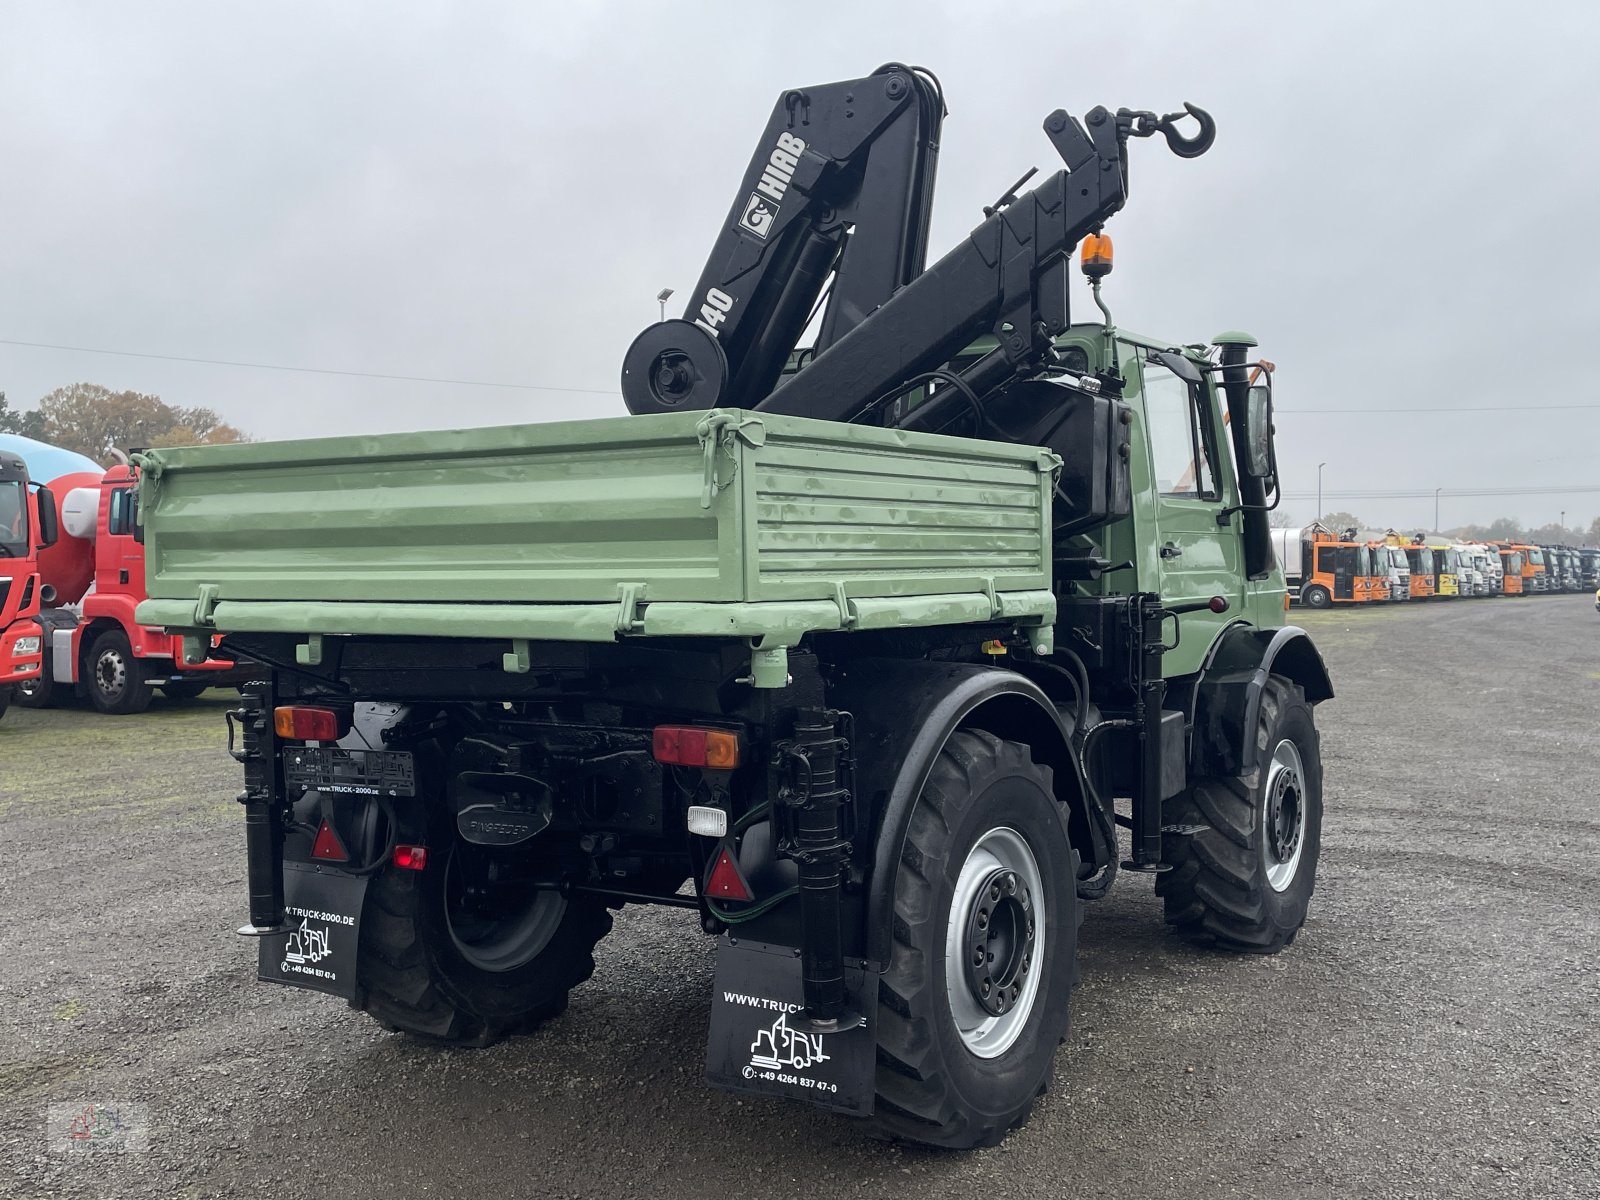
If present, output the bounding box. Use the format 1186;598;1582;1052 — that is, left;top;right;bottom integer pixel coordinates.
1560;509;1566;533
656;287;674;322
1435;487;1442;533
1317;462;1327;522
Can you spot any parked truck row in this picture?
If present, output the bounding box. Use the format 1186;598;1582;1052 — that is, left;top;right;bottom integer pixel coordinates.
1273;522;1598;608
0;434;256;722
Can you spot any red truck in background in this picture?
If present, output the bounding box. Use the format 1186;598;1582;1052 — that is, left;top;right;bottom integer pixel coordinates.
0;445;59;721
1;436;258;714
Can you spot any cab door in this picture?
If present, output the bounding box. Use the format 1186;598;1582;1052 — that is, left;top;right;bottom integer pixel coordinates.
1322;545;1354;600
1133;350;1242;678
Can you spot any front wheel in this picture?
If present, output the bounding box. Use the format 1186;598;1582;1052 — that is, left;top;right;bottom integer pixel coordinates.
871;730;1079;1149
86;629;153;715
356;792;612;1046
1301;585;1332;609
1157;676;1322;953
15;668;74;709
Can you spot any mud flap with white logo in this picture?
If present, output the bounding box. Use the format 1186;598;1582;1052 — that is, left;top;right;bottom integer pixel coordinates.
704;936;879;1117
257;861;368;1000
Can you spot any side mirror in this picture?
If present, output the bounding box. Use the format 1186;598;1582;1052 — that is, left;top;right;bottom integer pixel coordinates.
1244;383;1275;481
35;485;59;548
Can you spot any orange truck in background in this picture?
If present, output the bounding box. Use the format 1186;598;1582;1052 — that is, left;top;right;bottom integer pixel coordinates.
1274;524;1389;608
1497;546;1526;595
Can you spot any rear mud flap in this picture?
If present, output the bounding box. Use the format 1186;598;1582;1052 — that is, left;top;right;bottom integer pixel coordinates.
704;936;880;1117
257;861;369;1001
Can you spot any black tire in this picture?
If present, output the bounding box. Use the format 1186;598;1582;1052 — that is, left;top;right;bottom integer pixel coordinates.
356;792;612;1047
1156;676;1322;953
872;730;1080;1149
0;685;9;722
86;629;153;715
14;671;74;709
159;680;210;701
1301;585;1332;609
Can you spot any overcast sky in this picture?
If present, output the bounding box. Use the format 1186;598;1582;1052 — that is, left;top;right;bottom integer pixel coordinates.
3;1;1597;532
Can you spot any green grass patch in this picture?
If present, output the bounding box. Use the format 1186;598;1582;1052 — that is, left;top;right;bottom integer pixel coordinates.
0;691;239;822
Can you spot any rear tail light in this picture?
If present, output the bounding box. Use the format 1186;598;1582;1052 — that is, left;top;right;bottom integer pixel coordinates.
653;725;740;769
393;845;428;871
273;706;347;741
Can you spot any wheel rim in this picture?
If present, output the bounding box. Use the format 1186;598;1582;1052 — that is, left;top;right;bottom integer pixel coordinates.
17;676;41;700
95;647;127;700
1263;738;1307;892
944;827;1045;1059
444;849;565;973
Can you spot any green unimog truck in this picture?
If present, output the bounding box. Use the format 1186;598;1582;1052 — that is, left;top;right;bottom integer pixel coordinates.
135;65;1331;1148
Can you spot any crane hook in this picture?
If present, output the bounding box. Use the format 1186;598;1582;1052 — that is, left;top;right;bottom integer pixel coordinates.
1155;103;1215;158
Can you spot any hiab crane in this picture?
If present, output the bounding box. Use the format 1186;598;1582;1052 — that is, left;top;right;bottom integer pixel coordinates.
133;66;1331;1149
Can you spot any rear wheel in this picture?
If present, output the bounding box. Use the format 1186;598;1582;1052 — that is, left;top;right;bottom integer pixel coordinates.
86;629;153;715
1157;676;1322;953
872;730;1079;1149
356;791;612;1046
1301;585;1331;609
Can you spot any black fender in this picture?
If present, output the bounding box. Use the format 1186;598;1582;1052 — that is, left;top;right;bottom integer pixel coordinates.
1187;623;1333;779
826;657;1092;971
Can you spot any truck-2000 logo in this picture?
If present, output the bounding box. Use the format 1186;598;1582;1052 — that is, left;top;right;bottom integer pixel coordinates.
727;994;839;1095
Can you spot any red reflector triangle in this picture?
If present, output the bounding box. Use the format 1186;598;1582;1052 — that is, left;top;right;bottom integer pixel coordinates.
311;819;350;862
705;845;753;902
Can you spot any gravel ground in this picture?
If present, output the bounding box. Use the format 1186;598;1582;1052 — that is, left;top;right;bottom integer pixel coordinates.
2;595;1597;1199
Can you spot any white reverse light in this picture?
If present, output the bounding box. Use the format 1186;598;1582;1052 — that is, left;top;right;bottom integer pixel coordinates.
686;805;728;838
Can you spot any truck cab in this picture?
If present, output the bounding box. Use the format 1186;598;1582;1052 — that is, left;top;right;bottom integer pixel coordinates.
1499;547;1525;595
0;450;53;713
1399;542;1437;599
1370;541;1410;602
1522;544;1548;593
1428;545;1462;597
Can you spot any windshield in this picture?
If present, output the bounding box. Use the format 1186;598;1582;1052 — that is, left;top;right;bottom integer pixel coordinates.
0;481;27;556
1527;548;1545;566
1388;547;1408;572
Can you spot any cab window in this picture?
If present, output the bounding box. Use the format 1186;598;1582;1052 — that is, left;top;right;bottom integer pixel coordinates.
107;487;139;536
1142;359;1217;500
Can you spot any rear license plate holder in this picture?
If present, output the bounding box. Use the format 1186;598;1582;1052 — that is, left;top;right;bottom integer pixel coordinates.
283;747;415;797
